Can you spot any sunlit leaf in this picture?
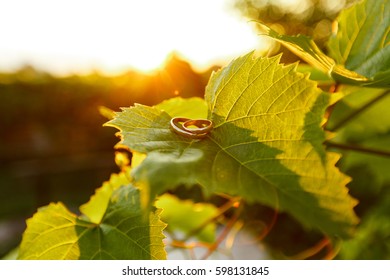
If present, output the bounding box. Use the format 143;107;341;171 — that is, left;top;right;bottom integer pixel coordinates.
156;97;208;119
327;0;390;87
80;171;131;224
258;24;370;85
259;25;333;73
18;185;166;260
106;53;358;238
296;64;333;83
156;194;218;243
258;0;390;87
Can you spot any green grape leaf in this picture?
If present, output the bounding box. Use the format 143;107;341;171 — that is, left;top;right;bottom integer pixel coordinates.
327;0;390;87
156;194;218;243
258;0;390;87
297;65;345;106
80;171;131;224
156;97;208;119
126;97;208;170
259;24;371;85
259;25;334;74
18;185;166;260
106;53;358;238
296;64;333;83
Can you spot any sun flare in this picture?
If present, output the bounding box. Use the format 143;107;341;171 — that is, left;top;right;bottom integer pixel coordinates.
0;0;265;75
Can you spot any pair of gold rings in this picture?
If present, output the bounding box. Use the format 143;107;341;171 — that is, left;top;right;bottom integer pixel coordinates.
170;117;213;139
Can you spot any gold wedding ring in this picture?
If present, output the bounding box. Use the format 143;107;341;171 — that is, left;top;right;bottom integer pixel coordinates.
182;119;213;134
170;117;213;139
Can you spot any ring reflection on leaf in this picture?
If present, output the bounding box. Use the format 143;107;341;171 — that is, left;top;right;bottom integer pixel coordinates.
170;117;213;139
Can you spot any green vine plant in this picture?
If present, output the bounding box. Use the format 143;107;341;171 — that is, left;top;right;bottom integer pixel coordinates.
18;0;389;260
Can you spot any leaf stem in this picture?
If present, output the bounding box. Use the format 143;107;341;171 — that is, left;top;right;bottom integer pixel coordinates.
326;141;390;157
232;208;279;246
322;238;341;260
201;201;243;260
253;208;278;242
330;89;390;131
290;237;330;259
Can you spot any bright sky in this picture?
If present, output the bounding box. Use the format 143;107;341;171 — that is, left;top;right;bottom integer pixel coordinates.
0;0;265;75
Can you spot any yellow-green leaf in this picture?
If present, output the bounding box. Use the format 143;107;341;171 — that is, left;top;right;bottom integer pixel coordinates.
156;194;218;243
107;53;359;237
327;0;390;87
258;0;390;87
80;171;131;224
18;185;166;260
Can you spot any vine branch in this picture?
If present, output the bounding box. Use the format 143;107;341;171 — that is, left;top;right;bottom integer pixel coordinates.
326;141;390;157
290;237;331;260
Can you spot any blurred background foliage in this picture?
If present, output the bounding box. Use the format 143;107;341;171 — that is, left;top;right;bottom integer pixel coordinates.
1;0;389;259
232;0;359;62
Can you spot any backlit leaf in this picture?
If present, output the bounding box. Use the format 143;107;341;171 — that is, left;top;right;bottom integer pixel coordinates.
156;97;207;119
327;0;390;87
156;194;218;243
258;24;370;85
80;171;131;224
258;0;390;87
18;184;166;260
106;53;358;238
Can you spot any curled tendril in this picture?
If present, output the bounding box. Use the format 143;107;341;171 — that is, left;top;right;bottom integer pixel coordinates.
170;117;213;139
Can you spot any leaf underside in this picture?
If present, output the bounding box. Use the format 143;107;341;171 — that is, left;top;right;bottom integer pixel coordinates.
107;52;358;238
